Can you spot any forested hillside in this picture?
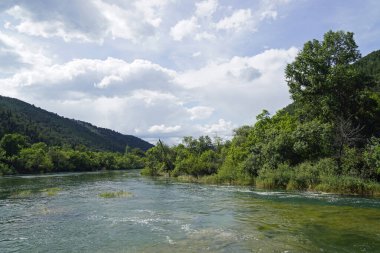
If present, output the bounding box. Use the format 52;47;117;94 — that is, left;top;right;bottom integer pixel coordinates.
355;50;380;90
0;96;153;152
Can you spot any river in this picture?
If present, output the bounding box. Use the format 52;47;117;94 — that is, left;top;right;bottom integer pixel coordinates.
0;170;379;252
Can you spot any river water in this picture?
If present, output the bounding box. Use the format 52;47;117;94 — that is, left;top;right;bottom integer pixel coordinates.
0;170;379;252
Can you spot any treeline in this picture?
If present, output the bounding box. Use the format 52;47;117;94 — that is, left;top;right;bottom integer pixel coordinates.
0;133;145;175
142;31;380;195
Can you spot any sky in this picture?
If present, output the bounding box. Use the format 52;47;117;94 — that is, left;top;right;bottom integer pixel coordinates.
0;0;379;144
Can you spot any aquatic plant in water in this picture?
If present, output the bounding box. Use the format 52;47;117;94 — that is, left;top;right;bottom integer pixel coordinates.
98;190;133;198
41;187;62;197
10;189;33;198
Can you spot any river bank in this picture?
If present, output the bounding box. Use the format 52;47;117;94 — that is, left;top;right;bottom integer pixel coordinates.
143;172;380;197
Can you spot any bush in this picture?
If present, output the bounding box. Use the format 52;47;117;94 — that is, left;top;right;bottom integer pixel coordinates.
256;163;293;189
316;175;380;195
363;137;380;180
341;146;366;177
313;158;338;176
0;162;15;175
289;162;321;190
217;158;239;184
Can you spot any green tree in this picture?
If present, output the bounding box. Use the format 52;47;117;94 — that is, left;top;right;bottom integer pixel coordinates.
285;30;378;171
285;30;375;126
142;146;164;176
364;137;380;180
0;148;15;175
48;147;74;172
68;150;95;171
18;143;53;173
0;133;29;157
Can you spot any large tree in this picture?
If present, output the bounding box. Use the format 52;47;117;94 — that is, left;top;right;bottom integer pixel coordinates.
285;30;375;129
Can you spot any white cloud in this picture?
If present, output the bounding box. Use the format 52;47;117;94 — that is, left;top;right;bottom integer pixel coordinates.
195;0;218;17
3;1;171;44
194;31;216;41
176;47;298;123
0;45;298;143
260;10;278;20
170;17;199;41
0;0;301;144
95;75;123;88
148;124;182;134
5;5;104;43
13;20;94;42
129;89;181;106
187;106;214;120
0;31;51;76
197;119;236;137
215;9;253;31
2;0;290;48
0;57;177;98
93;0;140;42
91;0;170;42
134;0;170;28
192;51;202;57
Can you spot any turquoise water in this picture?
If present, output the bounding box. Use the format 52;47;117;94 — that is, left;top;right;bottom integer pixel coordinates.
0;170;379;252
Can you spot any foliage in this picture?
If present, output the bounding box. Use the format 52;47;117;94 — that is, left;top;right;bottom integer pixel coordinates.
315;176;380;195
18;143;53;173
142;136;223;178
0;133;29;157
363;137;380;180
285;31;373;123
0;133;145;175
141;31;380;196
0;162;15;176
354;50;380;88
0;95;153;152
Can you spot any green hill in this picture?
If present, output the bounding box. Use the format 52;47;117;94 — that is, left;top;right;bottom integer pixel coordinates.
355;50;380;90
0;95;153;152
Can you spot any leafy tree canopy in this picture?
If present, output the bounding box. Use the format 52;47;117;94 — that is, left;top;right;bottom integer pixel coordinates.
285;30;375;126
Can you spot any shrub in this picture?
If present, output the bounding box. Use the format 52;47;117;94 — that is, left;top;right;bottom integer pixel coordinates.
0;162;15;176
290;162;321;190
313;158;338;176
341;147;365;177
256;163;293;189
316;176;380;195
363;137;380;180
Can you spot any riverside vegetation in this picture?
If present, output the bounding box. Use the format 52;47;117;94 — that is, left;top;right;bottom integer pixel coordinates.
0;133;145;175
1;31;380;196
142;31;380;196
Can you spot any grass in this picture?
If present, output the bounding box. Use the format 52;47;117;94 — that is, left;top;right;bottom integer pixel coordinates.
41;187;62;197
10;187;62;198
98;190;133;198
314;176;380;196
175;174;253;186
162;171;380;197
10;189;33;198
142;161;380;196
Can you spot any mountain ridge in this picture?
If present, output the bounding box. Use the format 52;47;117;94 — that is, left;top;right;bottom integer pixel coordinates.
0;95;153;152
